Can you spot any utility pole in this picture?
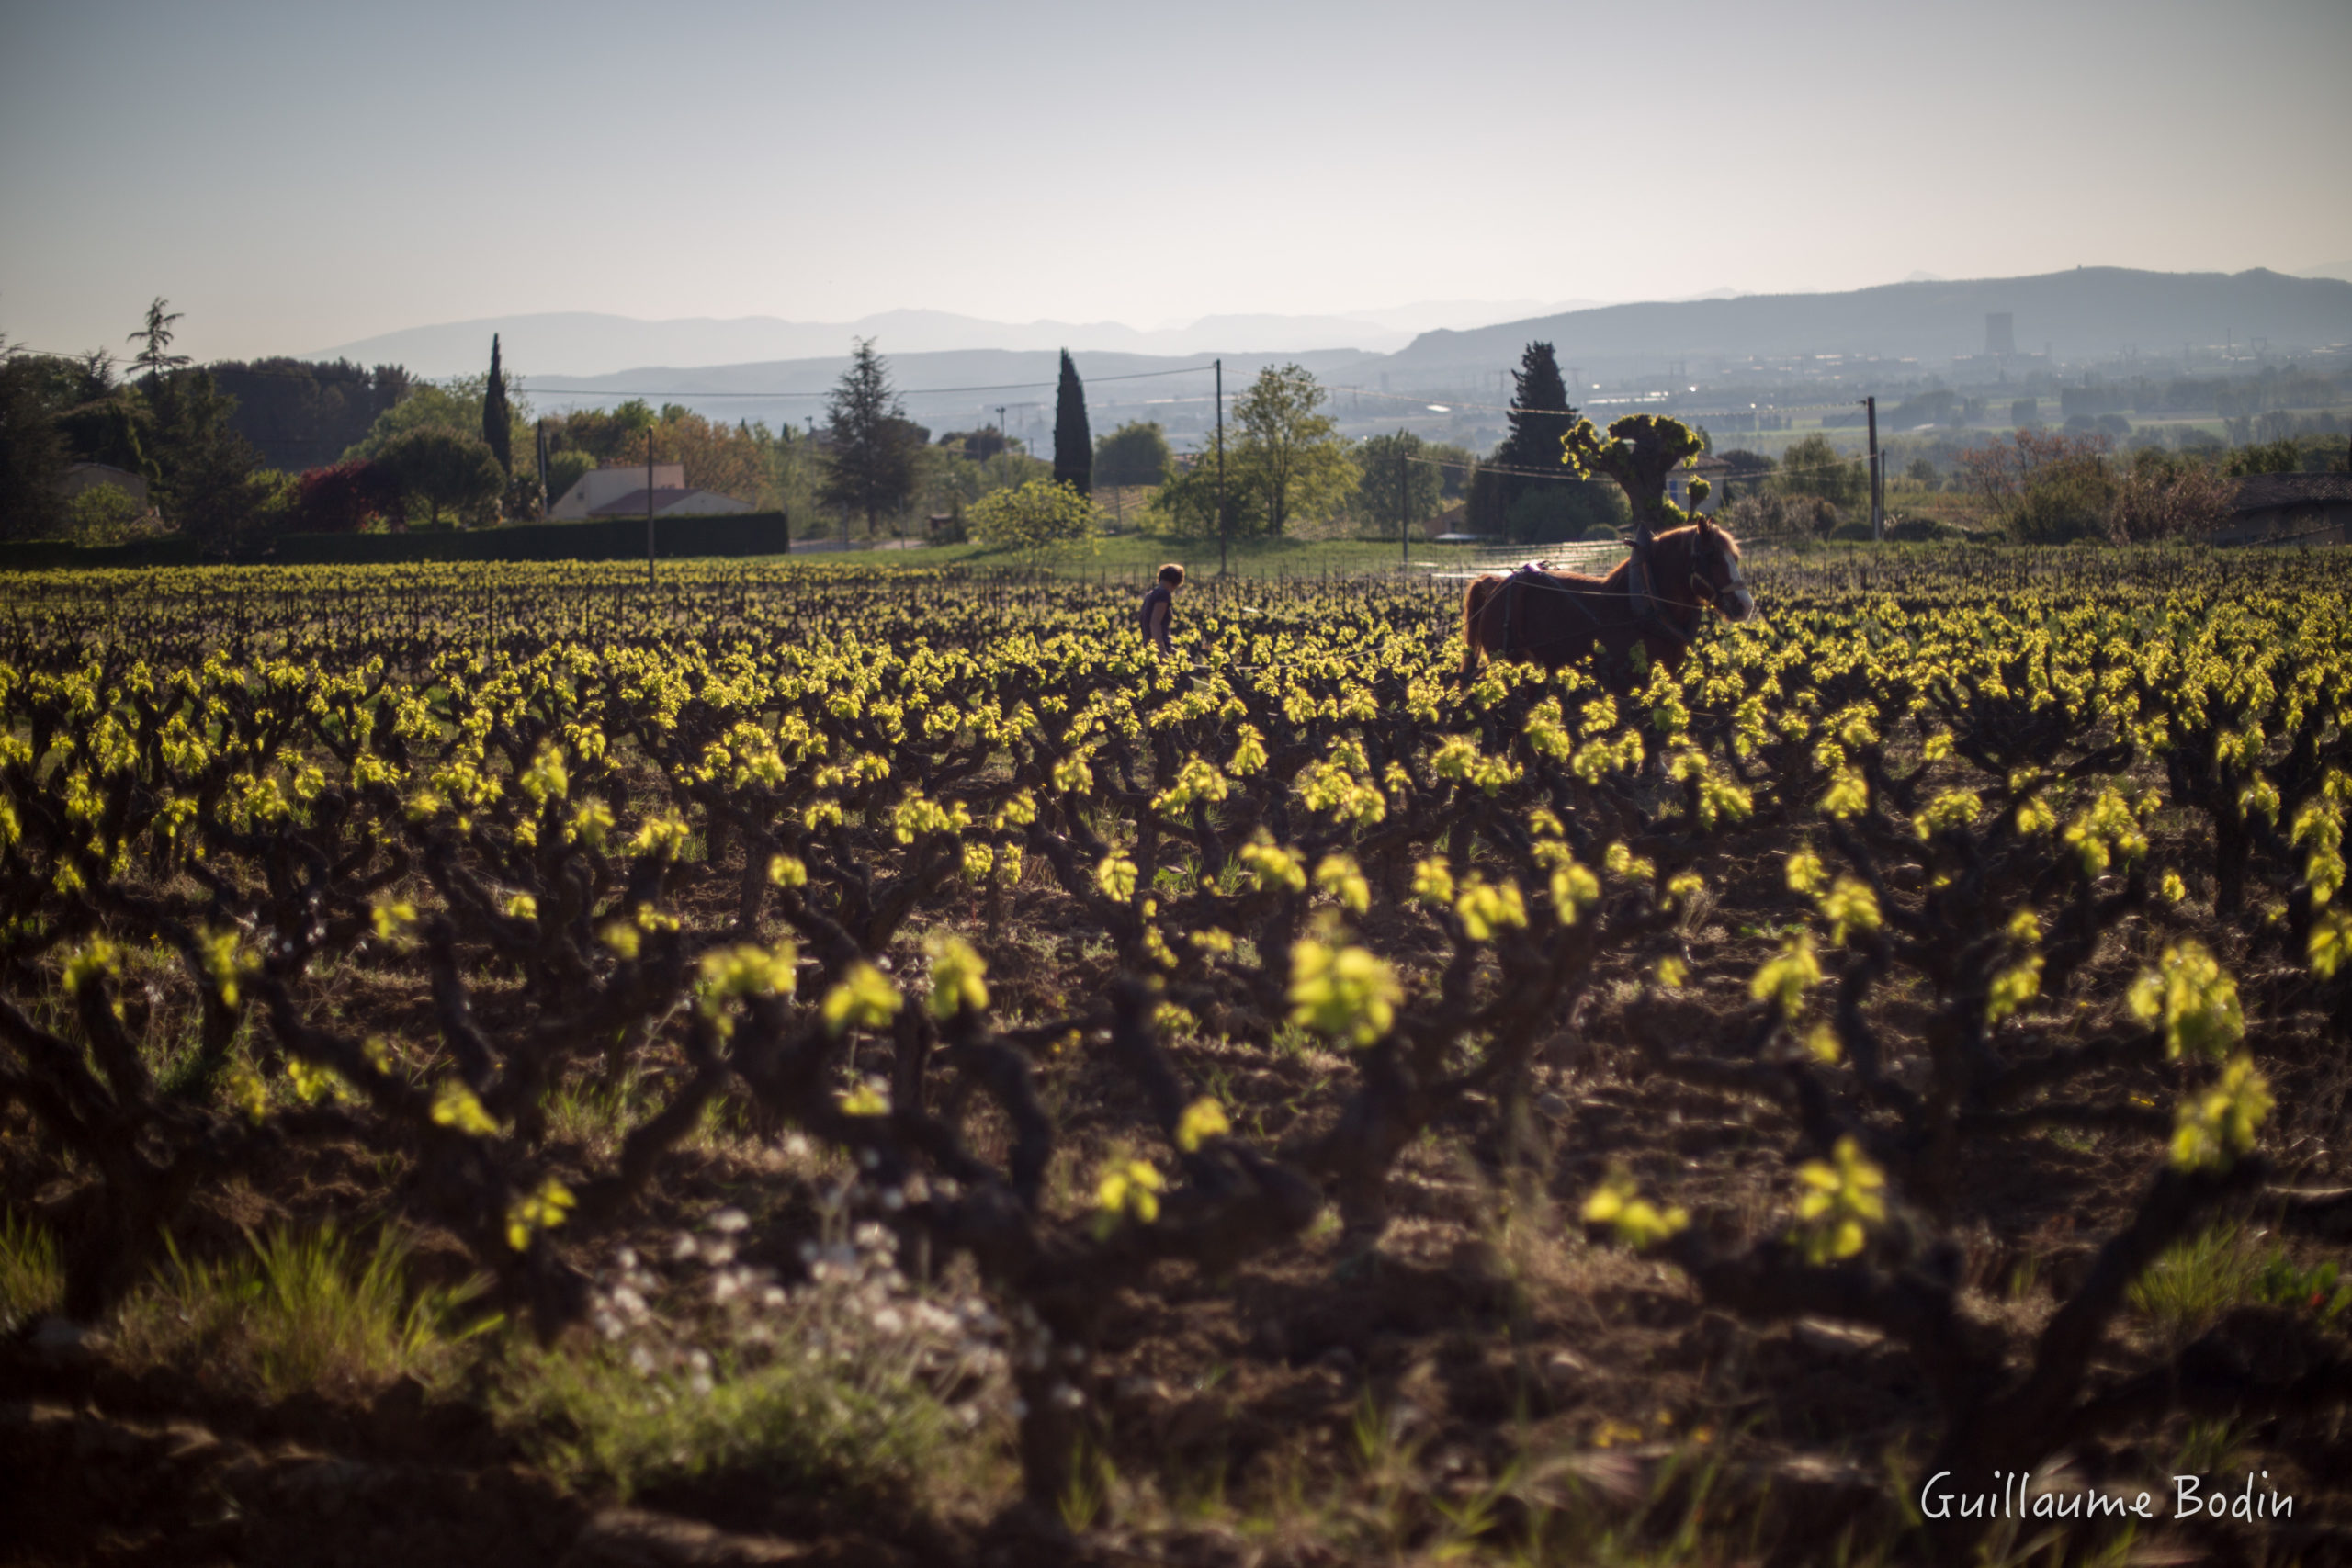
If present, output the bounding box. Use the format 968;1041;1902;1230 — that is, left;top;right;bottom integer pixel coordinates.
995;405;1008;459
1399;451;1411;571
536;419;549;518
1860;395;1882;543
1214;358;1227;577
646;429;657;586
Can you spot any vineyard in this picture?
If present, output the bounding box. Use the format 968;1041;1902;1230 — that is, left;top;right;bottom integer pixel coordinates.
3;549;2351;1567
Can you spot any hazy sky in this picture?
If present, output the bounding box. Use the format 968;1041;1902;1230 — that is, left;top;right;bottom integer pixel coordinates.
4;0;2348;363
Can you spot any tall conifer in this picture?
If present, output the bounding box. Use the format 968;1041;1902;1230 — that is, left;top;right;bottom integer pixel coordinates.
482;334;514;473
1052;350;1091;495
1479;341;1577;537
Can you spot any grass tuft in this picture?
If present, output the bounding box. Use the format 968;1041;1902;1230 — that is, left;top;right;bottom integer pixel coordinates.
498;1313;983;1516
0;1211;63;1331
111;1224;488;1401
2127;1222;2258;1345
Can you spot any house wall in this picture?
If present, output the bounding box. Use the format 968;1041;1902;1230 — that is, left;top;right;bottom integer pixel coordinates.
58;463;151;507
2212;504;2352;547
656;491;753;518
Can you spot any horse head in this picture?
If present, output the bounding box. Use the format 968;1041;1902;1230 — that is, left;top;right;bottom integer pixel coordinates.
1685;517;1757;624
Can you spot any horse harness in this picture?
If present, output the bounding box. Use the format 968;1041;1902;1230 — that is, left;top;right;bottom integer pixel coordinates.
1493;530;1733;658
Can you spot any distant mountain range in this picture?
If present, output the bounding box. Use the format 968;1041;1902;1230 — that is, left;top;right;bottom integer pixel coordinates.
306;300;1610;378
1378;267;2352;379
522;348;1378;440
309;268;2352;444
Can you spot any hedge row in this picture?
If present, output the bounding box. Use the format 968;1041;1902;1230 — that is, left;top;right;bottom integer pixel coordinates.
0;513;797;571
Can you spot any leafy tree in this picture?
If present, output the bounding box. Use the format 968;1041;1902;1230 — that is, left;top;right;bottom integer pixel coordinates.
1147;454;1260;538
2223;438;2303;478
345;373;530;474
1052;350;1091;496
545;449;597;507
141;367;258;524
1093;421;1170;489
295;459;400;533
0;350;70;540
63;483;154;547
941;428;1015;463
820;339;919;535
213;357;409;472
1773;433;1867;512
1955;429;2114;543
967;477;1101;551
2108;448;2233;544
911;438;1046;525
378;427;503;528
1423;441;1476;499
598;407;783;504
1229;364;1354;535
482;335;513;473
1714;447;1777;503
1354;431;1442;542
127;298;190;380
1724;491;1840;544
13;349;153;482
172;425;277;556
1503;478;1628;544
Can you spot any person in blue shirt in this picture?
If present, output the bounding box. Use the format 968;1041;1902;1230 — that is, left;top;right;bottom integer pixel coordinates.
1138;563;1183;654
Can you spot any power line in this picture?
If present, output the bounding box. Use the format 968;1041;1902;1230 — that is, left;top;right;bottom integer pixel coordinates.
0;344;1225;400
518;363;1226;400
1406;454;1871;482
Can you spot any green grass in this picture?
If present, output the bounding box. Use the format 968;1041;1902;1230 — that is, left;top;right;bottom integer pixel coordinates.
110;1223;489;1401
2128;1223;2259;1345
0;1210;62;1330
497;1332;982;1512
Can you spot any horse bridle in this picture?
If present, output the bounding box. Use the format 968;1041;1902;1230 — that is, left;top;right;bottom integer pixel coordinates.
1685;531;1742;619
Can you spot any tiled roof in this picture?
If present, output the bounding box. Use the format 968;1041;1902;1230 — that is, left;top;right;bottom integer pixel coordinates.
2231;473;2352;513
588;488;699;516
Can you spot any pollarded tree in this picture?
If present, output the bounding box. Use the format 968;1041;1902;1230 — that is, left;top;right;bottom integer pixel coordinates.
1231;363;1355;535
820;338;919;535
482;334;513;475
1563;412;1709;530
1053;350;1091;496
1354;430;1442;543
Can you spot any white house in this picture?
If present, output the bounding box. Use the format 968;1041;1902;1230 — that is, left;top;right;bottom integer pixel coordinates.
59;462;152;508
551;464;765;520
584;486;754;520
1665;456;1729;516
550;465;684;518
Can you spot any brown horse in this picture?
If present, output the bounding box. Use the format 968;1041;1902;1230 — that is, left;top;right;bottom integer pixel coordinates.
1459;518;1756;681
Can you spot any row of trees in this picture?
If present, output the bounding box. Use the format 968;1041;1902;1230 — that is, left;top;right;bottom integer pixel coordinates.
0;301;285;548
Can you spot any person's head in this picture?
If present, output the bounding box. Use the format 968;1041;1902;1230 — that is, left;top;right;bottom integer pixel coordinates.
1158;563;1185;590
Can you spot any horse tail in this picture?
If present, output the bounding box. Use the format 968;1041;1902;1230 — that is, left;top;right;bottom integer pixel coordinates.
1460;575;1499;675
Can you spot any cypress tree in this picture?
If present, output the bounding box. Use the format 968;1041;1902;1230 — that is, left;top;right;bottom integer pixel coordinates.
1052;349;1091;495
482;334;513;473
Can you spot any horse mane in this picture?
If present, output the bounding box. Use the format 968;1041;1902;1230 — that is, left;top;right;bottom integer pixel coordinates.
1544;523;1712;592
